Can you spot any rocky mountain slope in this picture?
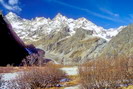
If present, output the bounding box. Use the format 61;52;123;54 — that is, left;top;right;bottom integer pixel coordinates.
100;25;133;59
6;12;125;64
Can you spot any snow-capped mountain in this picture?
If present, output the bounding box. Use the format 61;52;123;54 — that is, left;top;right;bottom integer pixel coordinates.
5;12;127;64
6;12;125;41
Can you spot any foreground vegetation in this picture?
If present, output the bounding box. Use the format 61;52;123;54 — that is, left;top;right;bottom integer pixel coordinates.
0;64;80;89
1;57;133;89
79;57;133;89
0;64;68;89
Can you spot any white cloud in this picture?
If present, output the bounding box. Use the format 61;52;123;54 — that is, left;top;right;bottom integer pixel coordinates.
52;0;124;23
99;8;119;17
129;14;133;19
8;0;18;5
0;0;21;12
127;14;133;23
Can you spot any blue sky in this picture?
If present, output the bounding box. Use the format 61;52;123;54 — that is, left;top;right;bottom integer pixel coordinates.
0;0;133;29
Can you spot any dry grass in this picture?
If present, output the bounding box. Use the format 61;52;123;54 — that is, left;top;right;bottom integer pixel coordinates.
70;50;83;58
0;63;73;74
46;73;80;89
79;57;133;89
7;64;67;89
0;67;28;73
0;64;80;89
80;37;100;43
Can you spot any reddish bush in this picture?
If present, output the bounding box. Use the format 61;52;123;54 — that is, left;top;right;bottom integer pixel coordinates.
10;65;67;88
79;57;133;89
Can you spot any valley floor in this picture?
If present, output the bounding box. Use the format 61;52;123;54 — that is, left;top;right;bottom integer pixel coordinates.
0;65;132;89
0;66;80;89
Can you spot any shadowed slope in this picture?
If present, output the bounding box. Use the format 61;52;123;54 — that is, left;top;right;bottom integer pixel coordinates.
0;13;29;66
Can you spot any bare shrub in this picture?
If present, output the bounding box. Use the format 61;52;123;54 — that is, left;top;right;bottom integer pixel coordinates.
10;65;67;89
79;57;133;89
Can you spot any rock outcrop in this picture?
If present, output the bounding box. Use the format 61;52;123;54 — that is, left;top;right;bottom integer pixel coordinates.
100;25;133;59
31;27;107;64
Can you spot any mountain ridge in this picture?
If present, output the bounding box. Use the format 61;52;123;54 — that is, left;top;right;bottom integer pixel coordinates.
6;12;125;41
6;12;126;64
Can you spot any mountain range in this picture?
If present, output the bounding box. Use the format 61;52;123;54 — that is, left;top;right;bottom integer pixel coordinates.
6;12;127;64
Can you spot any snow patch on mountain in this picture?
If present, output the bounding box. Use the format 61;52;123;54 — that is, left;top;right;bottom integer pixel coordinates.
6;12;126;41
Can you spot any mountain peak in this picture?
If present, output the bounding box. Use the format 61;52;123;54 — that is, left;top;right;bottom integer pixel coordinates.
78;17;87;21
56;13;63;17
6;12;23;23
77;17;95;26
53;13;67;21
6;12;17;18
